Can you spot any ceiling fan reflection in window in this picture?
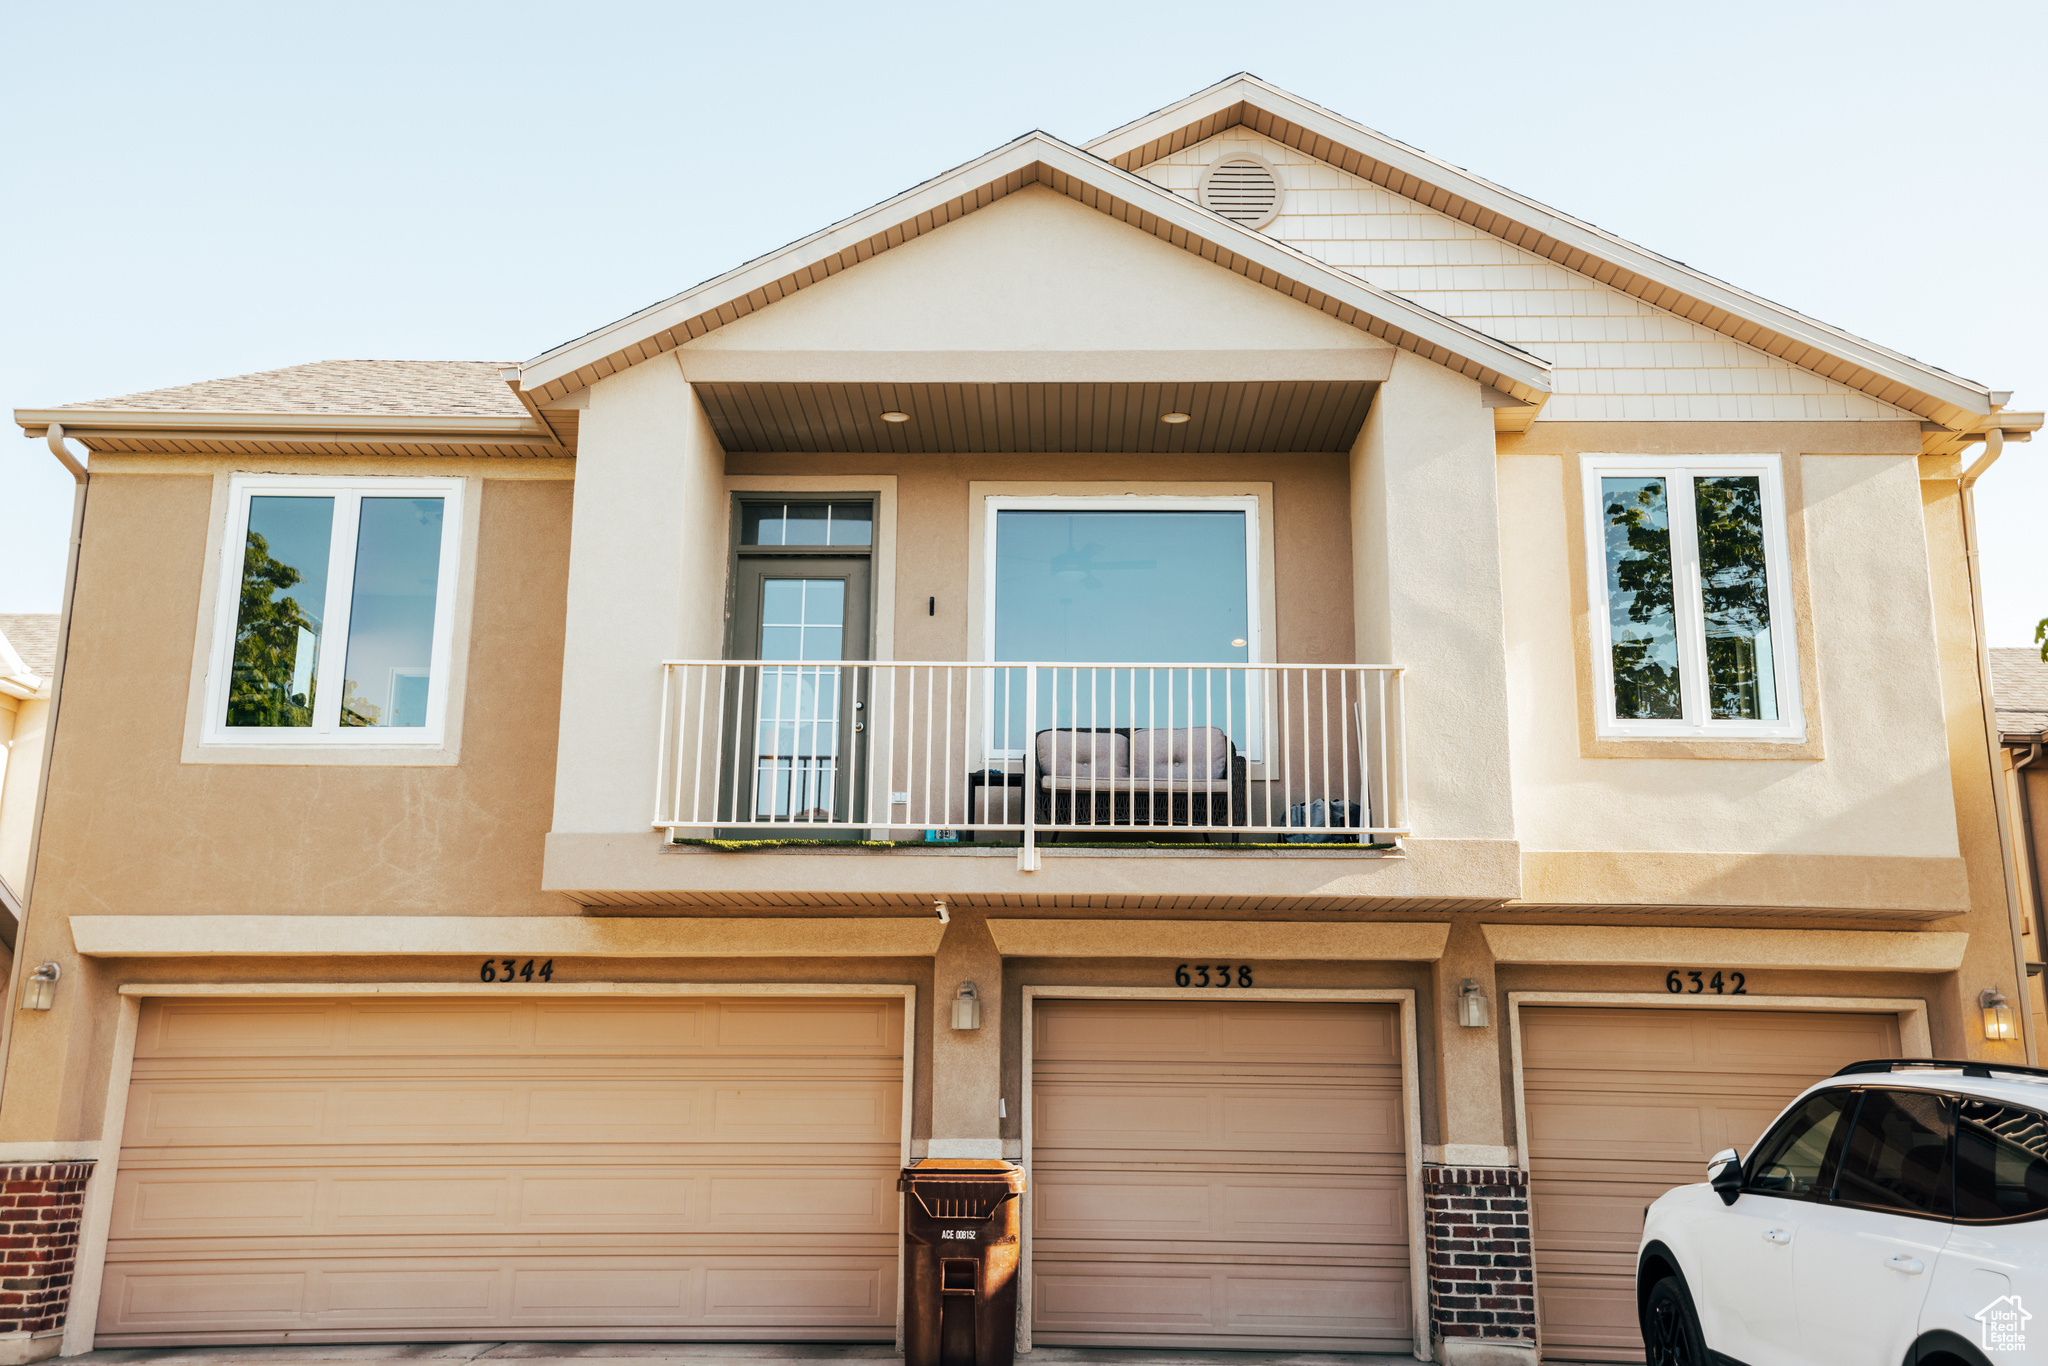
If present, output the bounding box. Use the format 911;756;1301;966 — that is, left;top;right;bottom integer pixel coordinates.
1032;523;1158;592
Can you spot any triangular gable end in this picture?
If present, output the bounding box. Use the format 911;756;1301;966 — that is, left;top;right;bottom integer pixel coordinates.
1090;75;2000;432
517;131;1551;413
677;184;1392;357
1135;125;1914;424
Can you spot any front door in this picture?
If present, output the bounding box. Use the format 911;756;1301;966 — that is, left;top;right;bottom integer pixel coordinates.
725;554;872;830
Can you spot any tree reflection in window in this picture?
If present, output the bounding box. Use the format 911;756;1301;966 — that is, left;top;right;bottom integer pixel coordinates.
226;496;332;728
1695;476;1777;721
1601;478;1682;719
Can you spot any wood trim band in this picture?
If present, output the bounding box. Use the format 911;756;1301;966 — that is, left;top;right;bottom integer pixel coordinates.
68;915;947;959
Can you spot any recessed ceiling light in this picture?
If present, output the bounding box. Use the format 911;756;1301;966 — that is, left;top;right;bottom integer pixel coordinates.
880;411;911;423
1160;412;1192;424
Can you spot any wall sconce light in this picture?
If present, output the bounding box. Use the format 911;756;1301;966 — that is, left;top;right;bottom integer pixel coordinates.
1982;988;2017;1042
20;963;59;1012
951;981;982;1031
1457;978;1490;1029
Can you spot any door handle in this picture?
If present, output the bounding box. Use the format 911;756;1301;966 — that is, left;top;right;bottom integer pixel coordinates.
1886;1256;1925;1275
1763;1228;1791;1245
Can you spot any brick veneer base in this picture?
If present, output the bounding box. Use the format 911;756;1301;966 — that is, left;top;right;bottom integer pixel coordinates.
0;1163;93;1337
1422;1164;1537;1347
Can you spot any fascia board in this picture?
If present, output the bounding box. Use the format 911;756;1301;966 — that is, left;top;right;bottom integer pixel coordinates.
1093;76;1996;420
14;409;541;437
518;133;1057;390
520;132;1551;398
1085;77;1254;160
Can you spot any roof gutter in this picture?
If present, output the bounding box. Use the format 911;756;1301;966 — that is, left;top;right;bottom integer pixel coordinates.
1958;428;2036;1062
0;424;89;1111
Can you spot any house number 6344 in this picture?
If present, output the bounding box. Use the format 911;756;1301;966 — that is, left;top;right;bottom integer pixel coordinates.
1176;964;1253;988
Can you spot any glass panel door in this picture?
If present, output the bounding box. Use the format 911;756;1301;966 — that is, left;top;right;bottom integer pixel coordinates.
725;556;872;830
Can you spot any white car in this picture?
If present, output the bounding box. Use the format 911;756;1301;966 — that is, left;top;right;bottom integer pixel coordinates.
1638;1058;2048;1366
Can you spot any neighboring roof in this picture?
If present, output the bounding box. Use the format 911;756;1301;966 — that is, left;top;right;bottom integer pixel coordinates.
1994;647;2048;738
0;614;57;680
59;360;524;418
515;129;1555;409
1087;74;2014;436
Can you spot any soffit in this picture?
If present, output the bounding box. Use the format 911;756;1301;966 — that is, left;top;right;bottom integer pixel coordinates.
517;135;1551;411
1090;75;2000;431
695;379;1378;454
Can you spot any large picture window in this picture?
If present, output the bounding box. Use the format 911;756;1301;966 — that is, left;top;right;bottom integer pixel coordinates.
982;494;1263;755
204;475;464;746
1581;454;1801;739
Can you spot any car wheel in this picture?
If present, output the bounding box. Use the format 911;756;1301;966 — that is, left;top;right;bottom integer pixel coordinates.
1642;1277;1708;1366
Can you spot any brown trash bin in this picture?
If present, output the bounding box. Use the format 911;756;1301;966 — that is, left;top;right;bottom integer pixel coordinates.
899;1158;1027;1366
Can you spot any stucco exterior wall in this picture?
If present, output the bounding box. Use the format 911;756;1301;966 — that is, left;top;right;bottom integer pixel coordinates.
0;694;46;900
552;360;726;835
1497;423;1961;862
1349;350;1515;845
21;472;570;919
678;183;1387;358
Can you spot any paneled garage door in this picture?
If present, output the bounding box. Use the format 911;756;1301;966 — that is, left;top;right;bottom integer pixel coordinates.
98;995;905;1344
1029;998;1411;1352
1521;1005;1900;1363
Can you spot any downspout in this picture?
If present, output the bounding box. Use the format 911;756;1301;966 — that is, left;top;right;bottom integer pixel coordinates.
0;424;89;1115
1959;428;2034;1061
2017;739;2046;953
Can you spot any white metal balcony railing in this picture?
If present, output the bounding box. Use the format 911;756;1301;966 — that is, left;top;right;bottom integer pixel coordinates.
653;661;1408;868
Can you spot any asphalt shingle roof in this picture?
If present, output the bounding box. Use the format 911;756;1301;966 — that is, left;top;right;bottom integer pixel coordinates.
1993;647;2048;737
58;360;522;419
0;615;58;681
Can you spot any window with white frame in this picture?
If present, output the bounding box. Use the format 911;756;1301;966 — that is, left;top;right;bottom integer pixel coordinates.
982;494;1264;755
204;474;463;745
1582;454;1802;739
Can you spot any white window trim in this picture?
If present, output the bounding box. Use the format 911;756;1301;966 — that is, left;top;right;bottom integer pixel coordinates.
1581;453;1804;741
979;493;1265;665
201;473;465;748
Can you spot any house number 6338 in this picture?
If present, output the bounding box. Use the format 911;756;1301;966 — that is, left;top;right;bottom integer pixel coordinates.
1176;964;1253;988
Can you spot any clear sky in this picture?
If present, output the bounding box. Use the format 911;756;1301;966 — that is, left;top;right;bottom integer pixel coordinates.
3;1;2042;645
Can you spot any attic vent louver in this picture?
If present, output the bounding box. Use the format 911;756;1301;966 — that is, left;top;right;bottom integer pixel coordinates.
1198;154;1283;230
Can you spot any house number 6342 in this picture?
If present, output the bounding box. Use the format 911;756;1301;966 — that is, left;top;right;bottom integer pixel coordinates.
1176;964;1253;988
1666;968;1746;995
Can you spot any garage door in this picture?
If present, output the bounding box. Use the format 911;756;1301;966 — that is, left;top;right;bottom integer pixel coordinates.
98;995;905;1344
1029;998;1411;1351
1522;1005;1899;1363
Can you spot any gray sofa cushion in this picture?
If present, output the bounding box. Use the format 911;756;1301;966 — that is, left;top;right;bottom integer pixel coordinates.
1128;726;1232;780
1035;729;1129;786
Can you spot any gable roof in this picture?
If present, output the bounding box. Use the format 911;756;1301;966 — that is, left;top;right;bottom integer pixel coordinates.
1088;74;2007;434
515;130;1553;409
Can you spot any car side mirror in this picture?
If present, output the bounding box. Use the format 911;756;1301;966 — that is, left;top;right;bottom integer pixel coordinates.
1708;1147;1742;1205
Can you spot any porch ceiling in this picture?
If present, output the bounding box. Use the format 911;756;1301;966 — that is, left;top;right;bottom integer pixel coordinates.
693;378;1378;453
